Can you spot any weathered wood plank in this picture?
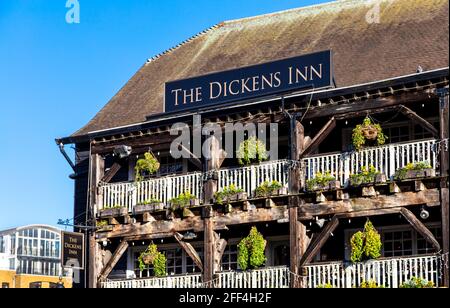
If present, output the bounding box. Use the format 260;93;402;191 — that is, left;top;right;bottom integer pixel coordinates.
299;216;340;266
213;207;288;230
298;189;440;219
303;92;435;120
301;117;336;157
399;105;439;137
439;88;449;287
100;162;122;183
89;153;104;289
98;207;289;241
97;241;129;283
174;232;204;272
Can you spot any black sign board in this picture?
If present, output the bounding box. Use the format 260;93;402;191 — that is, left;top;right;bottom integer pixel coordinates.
61;231;85;270
165;50;333;113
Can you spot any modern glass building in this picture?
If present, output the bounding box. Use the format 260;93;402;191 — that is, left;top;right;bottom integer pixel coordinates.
0;225;71;288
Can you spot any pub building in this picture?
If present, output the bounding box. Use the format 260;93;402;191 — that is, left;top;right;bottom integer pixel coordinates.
57;0;449;288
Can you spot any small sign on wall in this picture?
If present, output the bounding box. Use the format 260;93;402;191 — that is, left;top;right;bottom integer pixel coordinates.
61;231;85;270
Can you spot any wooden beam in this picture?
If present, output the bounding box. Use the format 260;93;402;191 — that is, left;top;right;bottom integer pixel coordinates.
99;207;288;241
174;232;204;272
214;233;228;273
299;216;340;266
97;241;129;283
399;105;439;137
301;117;336;157
100;162;122;183
89;153;104;288
335;208;401;219
438;88;449;287
303;92;435;120
298;189;441;219
176;143;203;170
204;207;215;284
399;208;441;251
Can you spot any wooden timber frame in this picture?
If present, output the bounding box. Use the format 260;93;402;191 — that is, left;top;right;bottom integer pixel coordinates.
438;87;449;287
81;73;450;288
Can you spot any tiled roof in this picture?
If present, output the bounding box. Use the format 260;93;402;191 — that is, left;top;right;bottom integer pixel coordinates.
73;0;449;137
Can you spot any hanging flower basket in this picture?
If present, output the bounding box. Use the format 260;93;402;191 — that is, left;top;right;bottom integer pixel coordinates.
352;118;387;151
142;254;156;265
361;125;378;140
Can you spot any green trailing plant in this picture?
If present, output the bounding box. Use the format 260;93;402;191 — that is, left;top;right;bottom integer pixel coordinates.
306;172;336;191
317;284;334;289
138;244;167;277
237;227;267;271
350;165;381;186
214;184;244;205
135;152;160;182
350;220;382;263
352;118;387;151
136;198;162;206
236;136;269;166
394;162;433;180
358;281;385;289
169;191;197;210
400;277;435;288
96;220;109;228
255;181;283;198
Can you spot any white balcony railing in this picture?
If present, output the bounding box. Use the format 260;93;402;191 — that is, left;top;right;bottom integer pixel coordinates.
218;160;292;198
99;160;292;212
100;172;203;212
215;266;290;288
101;267;290;289
304;255;441;288
99;139;439;211
101;274;202;289
304;139;438;187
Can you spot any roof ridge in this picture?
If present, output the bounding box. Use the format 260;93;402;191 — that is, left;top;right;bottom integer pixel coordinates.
145;23;225;65
143;0;386;66
222;0;381;25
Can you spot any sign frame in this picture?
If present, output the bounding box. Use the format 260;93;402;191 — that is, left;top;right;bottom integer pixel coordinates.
61;231;85;271
165;50;334;113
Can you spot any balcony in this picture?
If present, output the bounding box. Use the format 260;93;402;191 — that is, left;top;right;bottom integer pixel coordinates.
98;139;439;213
100;266;290;289
99;160;292;212
101;255;442;288
304;139;438;187
304;254;442;288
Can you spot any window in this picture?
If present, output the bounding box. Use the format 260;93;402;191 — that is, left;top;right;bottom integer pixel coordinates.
417;227;442;255
383;230;413;257
384;124;410;144
186;249;203;274
165;248;183;275
221;244;239;271
0;236;4;253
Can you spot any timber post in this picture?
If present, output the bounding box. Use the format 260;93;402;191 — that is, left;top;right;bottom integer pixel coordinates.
288;115;308;288
203;136;220;287
88;153;104;288
438;88;449;287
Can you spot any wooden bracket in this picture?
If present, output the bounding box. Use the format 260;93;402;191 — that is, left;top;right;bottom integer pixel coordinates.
301;117;336;157
98;241;129;283
174;232;204;272
175;143;203;170
399;105;439;138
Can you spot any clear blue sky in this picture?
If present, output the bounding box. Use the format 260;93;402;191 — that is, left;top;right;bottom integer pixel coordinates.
0;0;331;230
